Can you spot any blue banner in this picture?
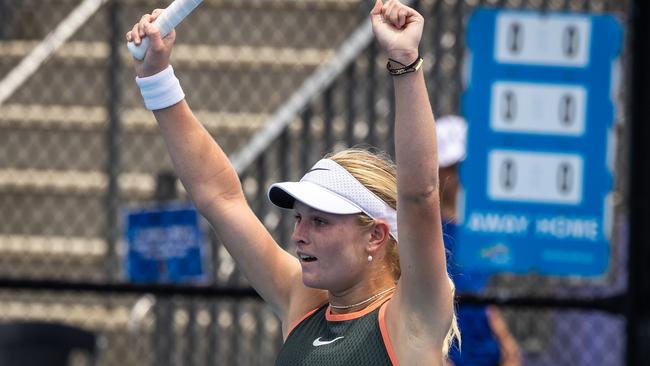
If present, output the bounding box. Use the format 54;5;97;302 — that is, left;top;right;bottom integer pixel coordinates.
125;204;207;283
458;8;623;277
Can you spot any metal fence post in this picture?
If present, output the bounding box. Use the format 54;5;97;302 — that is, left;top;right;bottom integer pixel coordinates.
152;172;180;366
366;41;377;147
324;87;334;152
301;106;313;172
346;64;357;147
627;0;650;364
0;0;10;39
106;0;121;282
277;129;290;245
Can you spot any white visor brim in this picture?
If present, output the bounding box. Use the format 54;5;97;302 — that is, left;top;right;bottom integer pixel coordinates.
268;181;363;215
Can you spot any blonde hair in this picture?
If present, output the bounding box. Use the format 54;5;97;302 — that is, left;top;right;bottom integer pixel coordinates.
327;147;461;358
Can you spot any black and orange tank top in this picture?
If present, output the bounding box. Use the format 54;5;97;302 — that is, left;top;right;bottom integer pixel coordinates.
274;299;397;366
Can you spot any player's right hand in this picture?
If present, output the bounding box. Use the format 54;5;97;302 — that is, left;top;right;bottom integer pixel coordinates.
126;9;176;77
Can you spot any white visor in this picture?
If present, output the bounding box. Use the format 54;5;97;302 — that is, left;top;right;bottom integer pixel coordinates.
268;159;398;241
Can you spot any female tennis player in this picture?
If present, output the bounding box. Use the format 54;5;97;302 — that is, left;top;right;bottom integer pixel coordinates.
127;0;459;364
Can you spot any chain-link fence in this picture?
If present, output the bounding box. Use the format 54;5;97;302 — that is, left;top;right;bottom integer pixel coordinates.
0;0;633;365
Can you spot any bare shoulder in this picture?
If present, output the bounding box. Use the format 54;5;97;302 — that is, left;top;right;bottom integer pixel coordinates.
281;280;328;339
382;290;452;365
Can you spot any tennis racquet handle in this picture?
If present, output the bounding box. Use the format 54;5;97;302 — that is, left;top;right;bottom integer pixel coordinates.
127;0;203;60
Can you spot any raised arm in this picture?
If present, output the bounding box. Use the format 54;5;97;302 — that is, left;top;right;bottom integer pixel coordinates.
125;11;315;321
370;0;453;340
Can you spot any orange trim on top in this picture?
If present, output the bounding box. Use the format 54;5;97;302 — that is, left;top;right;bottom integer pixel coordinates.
284;304;326;341
326;296;391;322
379;302;399;366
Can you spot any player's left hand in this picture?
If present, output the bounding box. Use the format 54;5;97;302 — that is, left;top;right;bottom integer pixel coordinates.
370;0;423;65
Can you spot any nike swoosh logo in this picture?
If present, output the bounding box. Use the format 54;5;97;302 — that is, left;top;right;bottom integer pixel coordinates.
312;336;344;347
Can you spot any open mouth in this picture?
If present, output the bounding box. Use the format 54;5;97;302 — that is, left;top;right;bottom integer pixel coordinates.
299;254;318;263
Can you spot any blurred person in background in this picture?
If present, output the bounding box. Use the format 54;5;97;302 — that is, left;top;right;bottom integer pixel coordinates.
126;0;460;364
436;115;522;366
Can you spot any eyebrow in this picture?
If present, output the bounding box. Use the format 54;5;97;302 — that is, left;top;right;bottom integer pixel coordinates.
294;205;331;217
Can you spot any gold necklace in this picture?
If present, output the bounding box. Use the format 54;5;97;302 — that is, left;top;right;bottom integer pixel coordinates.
329;287;396;310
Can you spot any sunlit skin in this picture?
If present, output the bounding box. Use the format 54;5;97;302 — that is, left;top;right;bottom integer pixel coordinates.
291;201;394;308
291;202;369;292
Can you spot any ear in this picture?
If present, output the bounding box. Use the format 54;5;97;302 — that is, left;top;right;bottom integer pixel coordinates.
367;220;390;253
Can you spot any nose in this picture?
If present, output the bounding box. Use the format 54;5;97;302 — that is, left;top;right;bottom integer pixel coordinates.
291;220;308;245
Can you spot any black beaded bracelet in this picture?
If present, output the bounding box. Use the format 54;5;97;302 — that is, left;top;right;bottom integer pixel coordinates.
386;55;424;76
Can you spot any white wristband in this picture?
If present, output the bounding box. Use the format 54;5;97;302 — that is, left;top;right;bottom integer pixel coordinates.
135;65;185;111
